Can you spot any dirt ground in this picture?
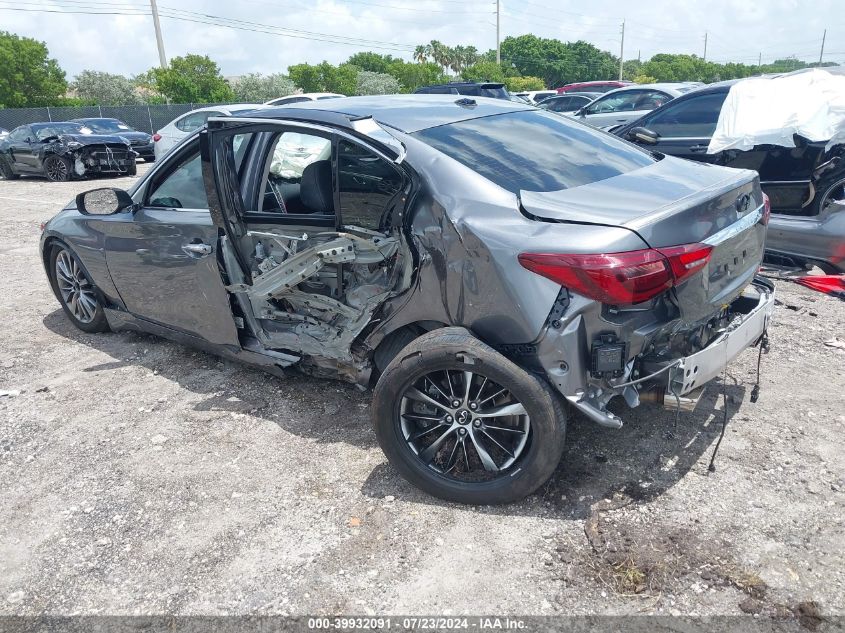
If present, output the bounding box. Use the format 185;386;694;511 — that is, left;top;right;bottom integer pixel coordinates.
0;165;843;623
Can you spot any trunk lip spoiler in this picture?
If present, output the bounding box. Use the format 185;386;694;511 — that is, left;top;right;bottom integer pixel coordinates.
702;203;765;246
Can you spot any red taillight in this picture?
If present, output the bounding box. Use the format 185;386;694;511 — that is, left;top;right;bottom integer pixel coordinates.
761;192;771;225
152;133;161;142
518;244;713;305
656;243;713;283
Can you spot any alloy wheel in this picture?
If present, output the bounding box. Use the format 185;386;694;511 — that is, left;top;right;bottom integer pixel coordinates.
55;250;98;323
46;157;68;181
399;369;531;482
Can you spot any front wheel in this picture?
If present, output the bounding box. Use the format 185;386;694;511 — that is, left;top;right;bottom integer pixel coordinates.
372;328;566;505
44;155;71;182
49;245;109;333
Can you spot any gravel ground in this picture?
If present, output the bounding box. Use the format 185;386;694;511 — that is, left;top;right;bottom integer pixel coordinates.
0;166;843;622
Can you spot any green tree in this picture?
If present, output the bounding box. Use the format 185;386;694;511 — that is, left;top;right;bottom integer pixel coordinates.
356;71;401;95
346;52;395;74
72;70;142;105
499;35;617;87
386;60;448;92
288;63;324;92
233;73;295;102
461;61;505;83
152;54;234;103
504;76;546;91
0;31;67;107
413;44;430;64
449;45;479;74
288;61;358;95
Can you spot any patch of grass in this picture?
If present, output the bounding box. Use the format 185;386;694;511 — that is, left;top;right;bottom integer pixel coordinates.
611;557;649;594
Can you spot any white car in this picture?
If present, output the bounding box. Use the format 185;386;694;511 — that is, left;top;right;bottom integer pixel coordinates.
264;92;344;106
571;83;700;130
513;90;557;104
153;104;266;159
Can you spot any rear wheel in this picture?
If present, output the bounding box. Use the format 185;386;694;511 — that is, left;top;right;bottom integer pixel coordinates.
0;156;19;180
44;155;71;182
49;245;109;333
372;328;566;505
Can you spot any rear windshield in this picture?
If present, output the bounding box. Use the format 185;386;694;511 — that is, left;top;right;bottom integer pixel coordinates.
458;85;508;99
413;110;655;193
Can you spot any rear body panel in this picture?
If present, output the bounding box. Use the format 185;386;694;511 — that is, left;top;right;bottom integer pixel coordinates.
614;86;845;272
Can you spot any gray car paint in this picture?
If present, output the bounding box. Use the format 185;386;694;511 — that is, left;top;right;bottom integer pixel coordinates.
40;95;773;429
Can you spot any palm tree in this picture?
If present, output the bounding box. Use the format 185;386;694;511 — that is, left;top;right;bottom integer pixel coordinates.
450;45;466;74
413;44;430;64
429;40;450;72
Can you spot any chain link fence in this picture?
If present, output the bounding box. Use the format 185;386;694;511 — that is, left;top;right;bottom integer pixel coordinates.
0;103;231;135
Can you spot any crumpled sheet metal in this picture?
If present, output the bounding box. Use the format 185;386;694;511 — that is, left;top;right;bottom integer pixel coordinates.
708;68;845;154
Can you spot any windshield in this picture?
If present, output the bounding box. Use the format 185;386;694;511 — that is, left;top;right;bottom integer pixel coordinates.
32;123;91;140
81;119;132;133
413;110;655;194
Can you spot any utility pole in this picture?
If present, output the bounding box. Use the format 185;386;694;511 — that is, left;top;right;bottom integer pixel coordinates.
495;0;500;64
758;52;762;70
703;31;708;62
618;19;625;80
150;0;167;68
819;29;827;64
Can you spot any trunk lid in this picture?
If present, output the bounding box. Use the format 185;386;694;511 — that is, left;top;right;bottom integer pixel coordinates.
520;157;767;321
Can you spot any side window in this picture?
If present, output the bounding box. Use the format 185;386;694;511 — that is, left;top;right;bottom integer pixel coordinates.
338;139;403;231
634;90;672;111
589;91;641;114
276;96;310;105
147;148;208;210
259;131;333;215
176;111;217;133
548;99;571;112
644;92;728;138
9;126;30;142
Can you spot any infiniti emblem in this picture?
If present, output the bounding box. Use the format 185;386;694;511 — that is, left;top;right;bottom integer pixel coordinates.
455;409;471;425
735;193;751;215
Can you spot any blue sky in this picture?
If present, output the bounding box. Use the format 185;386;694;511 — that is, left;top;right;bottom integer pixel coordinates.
1;0;842;78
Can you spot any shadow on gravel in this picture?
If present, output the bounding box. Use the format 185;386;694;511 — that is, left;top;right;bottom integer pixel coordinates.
361;381;748;519
42;309;377;449
44;308;749;519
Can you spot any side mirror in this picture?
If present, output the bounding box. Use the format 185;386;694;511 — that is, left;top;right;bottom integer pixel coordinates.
575;107;587;117
628;126;660;145
76;188;135;215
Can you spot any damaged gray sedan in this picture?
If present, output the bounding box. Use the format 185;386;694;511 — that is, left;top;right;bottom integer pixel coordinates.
40;95;775;504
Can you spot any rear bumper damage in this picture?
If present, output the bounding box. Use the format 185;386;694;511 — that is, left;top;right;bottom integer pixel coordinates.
537;276;775;428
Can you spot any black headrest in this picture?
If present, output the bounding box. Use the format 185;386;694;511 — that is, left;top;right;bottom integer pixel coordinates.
300;160;334;214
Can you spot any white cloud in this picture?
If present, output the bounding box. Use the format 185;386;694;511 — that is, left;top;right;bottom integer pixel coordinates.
1;0;841;80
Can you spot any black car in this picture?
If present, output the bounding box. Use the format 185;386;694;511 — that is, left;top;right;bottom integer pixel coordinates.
73;118;155;161
613;81;845;273
0;122;137;182
414;82;509;100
